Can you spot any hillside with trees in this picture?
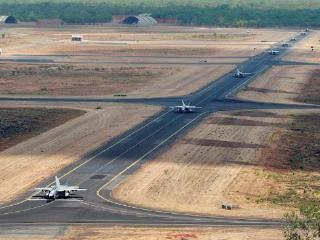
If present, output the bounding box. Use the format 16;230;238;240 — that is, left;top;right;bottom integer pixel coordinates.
0;0;320;26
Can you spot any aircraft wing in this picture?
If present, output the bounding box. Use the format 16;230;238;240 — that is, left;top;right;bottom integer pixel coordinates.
35;187;52;192
64;186;87;192
189;106;202;109
170;106;182;109
74;188;87;191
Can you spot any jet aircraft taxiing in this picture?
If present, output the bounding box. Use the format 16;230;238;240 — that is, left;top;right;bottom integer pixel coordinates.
234;68;252;78
265;49;280;55
35;176;86;199
170;100;202;113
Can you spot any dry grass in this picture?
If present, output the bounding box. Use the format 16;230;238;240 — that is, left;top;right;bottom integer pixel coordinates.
283;30;320;63
114;109;320;219
0;63;177;96
0;103;160;204
296;69;320;104
251;113;320;207
0;226;282;240
113;33;320;219
236;65;317;104
0;26;295;56
0;26;296;98
0;107;84;151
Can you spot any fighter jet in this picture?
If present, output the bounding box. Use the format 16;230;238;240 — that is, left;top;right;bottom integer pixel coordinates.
170;100;202;113
265;49;280;55
35;176;86;199
234;68;252;78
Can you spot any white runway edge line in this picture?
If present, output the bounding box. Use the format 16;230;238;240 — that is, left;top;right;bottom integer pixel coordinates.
95;111;276;222
95;112;237;218
79;200;194;220
73;114;183;187
0;109;171;211
0;200;55;216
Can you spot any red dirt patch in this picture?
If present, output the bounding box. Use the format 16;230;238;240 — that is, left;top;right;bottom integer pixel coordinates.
182;138;265;149
166;233;198;240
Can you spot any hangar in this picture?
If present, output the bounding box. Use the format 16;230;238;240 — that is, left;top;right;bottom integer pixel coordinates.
122;14;157;25
0;16;17;24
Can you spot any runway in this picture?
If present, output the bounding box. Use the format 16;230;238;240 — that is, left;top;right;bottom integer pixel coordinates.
0;33;316;227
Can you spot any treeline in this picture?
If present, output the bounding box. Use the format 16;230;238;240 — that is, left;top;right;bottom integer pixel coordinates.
1;2;320;27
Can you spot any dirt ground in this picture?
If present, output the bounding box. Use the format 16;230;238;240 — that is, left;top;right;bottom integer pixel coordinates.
0;26;295;56
0;108;84;151
236;65;317;104
0;103;160;204
113;32;320;219
0;26;295;98
237;31;320;105
114;108;320;219
0;226;282;240
283;30;320;63
0;63;233;97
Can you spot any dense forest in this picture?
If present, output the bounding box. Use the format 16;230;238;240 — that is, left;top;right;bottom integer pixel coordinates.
0;0;320;27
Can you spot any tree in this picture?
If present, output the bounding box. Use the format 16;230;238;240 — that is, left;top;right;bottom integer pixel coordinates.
283;203;320;240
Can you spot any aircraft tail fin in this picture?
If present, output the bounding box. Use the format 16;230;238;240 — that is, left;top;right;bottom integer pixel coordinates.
182;99;185;106
55;176;61;188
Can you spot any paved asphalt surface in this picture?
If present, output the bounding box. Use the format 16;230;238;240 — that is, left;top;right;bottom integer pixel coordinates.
0;33;317;227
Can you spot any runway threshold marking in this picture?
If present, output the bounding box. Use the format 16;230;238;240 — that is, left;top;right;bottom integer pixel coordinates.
0;109;171;211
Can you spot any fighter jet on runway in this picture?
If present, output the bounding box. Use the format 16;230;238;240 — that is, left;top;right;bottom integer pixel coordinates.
265;49;280;55
35;176;86;199
170;100;202;113
234;68;252;78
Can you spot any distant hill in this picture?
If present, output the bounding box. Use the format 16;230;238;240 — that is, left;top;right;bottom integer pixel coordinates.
1;0;320;26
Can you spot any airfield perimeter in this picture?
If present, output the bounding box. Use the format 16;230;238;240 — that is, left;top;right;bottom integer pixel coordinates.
0;27;318;231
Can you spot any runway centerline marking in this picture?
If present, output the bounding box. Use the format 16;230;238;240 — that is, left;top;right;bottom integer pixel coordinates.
0;109;171;211
74;114;183;186
96;112;207;208
0;33;304;225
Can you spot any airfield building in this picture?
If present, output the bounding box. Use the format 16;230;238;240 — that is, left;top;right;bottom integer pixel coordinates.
122;14;157;25
0;16;17;24
71;34;83;42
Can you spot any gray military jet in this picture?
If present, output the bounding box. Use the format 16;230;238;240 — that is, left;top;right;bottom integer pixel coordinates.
35;176;86;199
170;100;202;113
265;49;280;55
234;68;252;78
